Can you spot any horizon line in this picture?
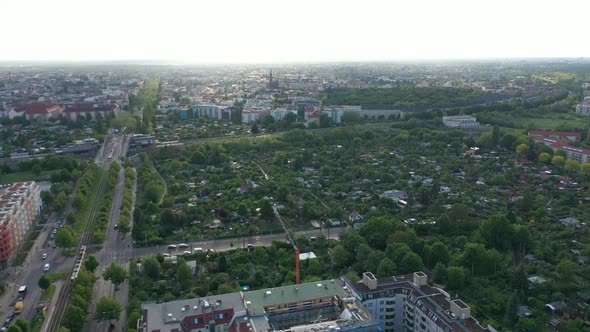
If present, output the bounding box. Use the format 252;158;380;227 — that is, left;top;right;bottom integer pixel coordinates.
1;56;589;66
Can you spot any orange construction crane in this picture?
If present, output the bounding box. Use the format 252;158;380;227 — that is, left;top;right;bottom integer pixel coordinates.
273;206;301;284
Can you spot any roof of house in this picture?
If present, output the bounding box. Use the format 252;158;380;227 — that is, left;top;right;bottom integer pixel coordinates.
528;130;581;139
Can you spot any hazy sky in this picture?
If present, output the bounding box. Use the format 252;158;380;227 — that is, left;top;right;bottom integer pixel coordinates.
2;0;589;63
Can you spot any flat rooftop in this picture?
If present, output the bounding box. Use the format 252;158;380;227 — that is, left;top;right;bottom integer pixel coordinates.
242;279;347;315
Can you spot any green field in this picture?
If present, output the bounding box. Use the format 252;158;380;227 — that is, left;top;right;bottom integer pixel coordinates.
0;170;55;185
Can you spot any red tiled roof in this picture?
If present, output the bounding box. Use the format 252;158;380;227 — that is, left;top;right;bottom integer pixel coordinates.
528;130;581;140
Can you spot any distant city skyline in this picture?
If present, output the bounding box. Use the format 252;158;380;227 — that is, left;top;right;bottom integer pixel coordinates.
2;0;589;63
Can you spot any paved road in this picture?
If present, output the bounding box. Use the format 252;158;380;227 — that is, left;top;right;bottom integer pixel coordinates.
132;226;347;258
0;213;76;327
85;136;133;332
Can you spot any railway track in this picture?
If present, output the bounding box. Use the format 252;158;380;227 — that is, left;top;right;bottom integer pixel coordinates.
46;167;109;332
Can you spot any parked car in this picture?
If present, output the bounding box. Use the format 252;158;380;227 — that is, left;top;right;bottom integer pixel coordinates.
167;244;177;250
42;253;47;260
43;263;50;272
178;243;188;249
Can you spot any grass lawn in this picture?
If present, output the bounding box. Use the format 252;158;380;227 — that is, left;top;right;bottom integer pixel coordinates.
0;170;55;185
510;115;588;130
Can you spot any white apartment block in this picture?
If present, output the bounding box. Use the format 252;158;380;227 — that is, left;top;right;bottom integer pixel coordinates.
576;98;590;116
323;109;343;124
241;110;260;124
442;116;480;129
193;105;221;120
271;108;297;121
326;105;362;112
344;272;494;332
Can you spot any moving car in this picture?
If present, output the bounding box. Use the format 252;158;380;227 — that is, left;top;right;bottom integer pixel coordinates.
167;244;177;250
42;253;47;260
43;263;50;272
178;243;188;248
14;301;23;314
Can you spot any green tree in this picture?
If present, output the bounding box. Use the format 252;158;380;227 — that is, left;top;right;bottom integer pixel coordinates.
259;200;274;221
94;296;122;323
103;262;128;290
62;305;86;331
251;123;259;134
552;155;565;166
360;217;399;250
84;255;100;273
556;259;577;292
429;242;449;268
176;261;194;292
504;292;519;325
117;220;131;235
538;152;551;163
446;266;465;290
54;191;68;211
56;227;75;249
581;162;590;174
463;242;485;274
478;215;513;251
38;275;51;291
515;143;529;155
7;326;22;332
332;244;352;269
491;126;500;147
142;257;161;280
565;159;580;171
399;252;424;274
319;114;332;128
340;230;364;254
377;258;396;277
237;203;248;216
432;262;448;285
14;319;30;332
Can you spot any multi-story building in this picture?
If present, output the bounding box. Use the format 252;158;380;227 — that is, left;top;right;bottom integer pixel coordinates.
528;130;581;142
576;98;590;116
325;105;362;113
64;103;119;121
271;108;297;121
0;182;42;267
138;280;381;332
344;272;494;332
442;116;479;129
193;105;222;120
241;109;260;124
323;108;343;124
532;137;590;164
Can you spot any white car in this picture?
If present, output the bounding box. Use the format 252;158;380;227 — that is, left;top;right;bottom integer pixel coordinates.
42;253;48;260
43;263;50;272
183;251;191;255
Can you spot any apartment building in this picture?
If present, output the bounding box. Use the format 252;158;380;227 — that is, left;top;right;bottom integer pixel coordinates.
344;272;494;332
271;108;297;121
138;280;381;332
442;116;480;129
241;109;260;124
532;138;590;164
0;182;42;267
576;98;590;116
528;130;581;142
